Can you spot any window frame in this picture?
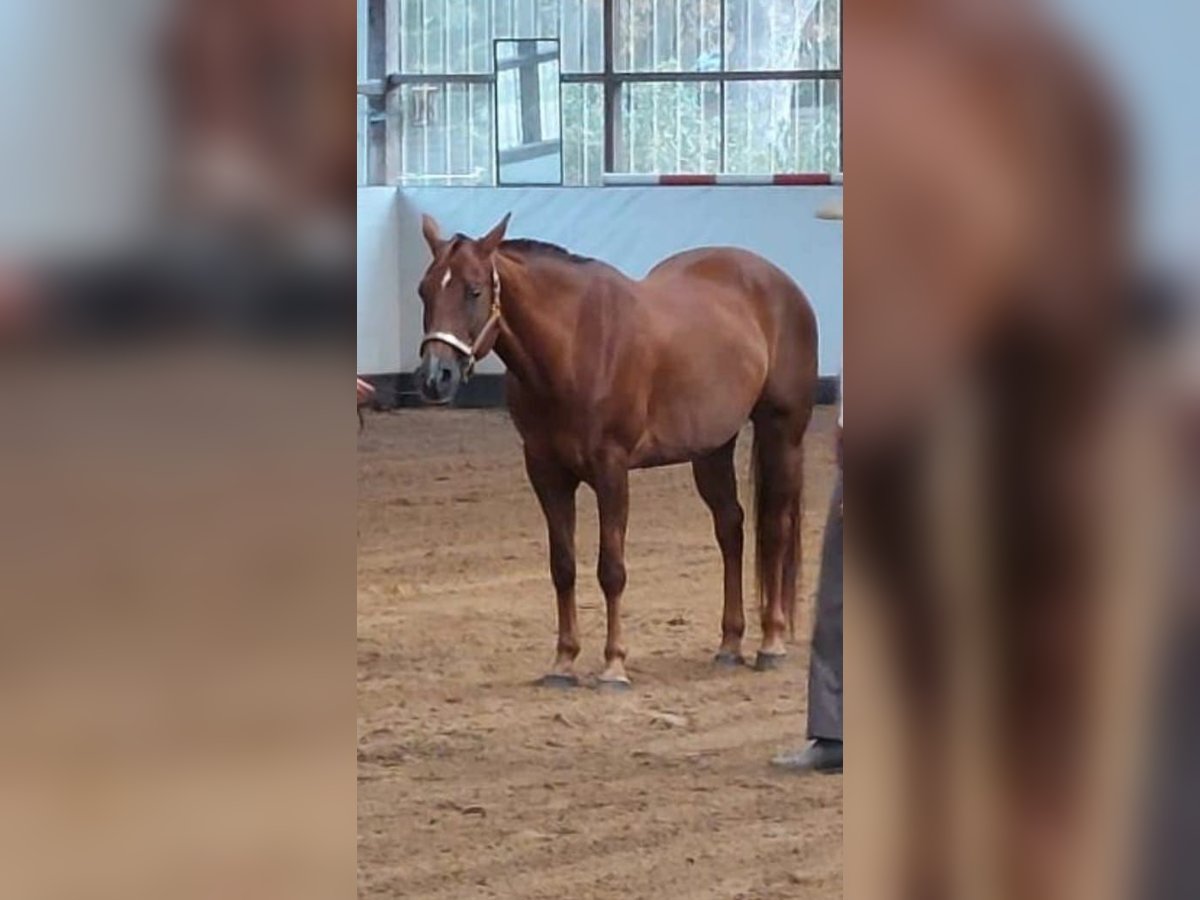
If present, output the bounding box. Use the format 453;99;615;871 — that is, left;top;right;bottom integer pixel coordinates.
357;0;842;185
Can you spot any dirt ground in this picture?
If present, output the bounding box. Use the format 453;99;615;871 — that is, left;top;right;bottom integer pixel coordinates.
358;406;842;900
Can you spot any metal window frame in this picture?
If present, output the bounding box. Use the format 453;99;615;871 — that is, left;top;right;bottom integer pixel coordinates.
560;69;841;84
357;0;844;186
362;0;388;185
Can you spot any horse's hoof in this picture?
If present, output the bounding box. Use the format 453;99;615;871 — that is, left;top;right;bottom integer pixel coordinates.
754;652;787;672
713;651;746;668
536;673;580;689
596;677;632;693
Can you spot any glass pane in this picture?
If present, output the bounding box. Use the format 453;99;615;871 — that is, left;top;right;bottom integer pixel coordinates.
495;40;563;184
392;83;493;185
470;81;494;179
561;82;604;185
820;0;841;68
493;0;560;39
357;95;368;186
539;59;561;140
616;81;721;173
614;0;721;72
398;0;423;72
560;0;604;73
468;0;493;71
447;76;471;175
395;0;596;73
357;0;369;79
724;0;841;71
399;0;497;74
445;0;470;73
723;79;840;174
496;69;521;148
423;0;445;73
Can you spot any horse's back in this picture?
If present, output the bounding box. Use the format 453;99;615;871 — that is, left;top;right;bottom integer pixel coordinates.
646;246;793;290
643;246;815;335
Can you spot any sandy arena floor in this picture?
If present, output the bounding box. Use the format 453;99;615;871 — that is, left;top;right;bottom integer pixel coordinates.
358;406;842;899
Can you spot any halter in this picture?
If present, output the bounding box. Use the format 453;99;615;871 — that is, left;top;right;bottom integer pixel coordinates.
419;265;502;380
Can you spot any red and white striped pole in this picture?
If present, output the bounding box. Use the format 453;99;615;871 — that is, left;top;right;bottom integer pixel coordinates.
601;172;843;186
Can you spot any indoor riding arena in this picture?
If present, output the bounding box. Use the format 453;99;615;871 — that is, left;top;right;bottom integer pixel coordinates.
357;2;843;897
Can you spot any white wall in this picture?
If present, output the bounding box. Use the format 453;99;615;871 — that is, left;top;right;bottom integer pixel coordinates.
498;152;563;185
356;189;402;374
357;185;843;377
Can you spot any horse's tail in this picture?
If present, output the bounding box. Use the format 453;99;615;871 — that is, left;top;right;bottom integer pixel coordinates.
751;427;802;640
751;429;765;626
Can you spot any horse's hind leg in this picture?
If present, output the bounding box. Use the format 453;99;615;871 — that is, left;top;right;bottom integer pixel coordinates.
525;451;582;687
751;412;805;669
692;438;746;665
781;490;800;641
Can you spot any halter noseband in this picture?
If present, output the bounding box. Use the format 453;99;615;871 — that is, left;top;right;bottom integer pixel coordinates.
419;265;502;380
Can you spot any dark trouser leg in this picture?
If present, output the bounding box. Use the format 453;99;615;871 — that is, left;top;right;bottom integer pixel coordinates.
807;475;843;742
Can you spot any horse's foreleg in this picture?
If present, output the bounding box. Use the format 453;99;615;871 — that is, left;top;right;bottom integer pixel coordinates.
526;452;581;687
594;461;631;688
692;440;746;665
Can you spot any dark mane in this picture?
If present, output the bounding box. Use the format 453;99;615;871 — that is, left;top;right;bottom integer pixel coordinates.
500;238;594;265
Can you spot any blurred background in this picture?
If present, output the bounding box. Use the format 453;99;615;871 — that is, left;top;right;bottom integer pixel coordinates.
847;1;1198;899
0;2;353;899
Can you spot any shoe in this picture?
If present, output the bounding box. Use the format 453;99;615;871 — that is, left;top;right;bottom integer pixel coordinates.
770;739;843;774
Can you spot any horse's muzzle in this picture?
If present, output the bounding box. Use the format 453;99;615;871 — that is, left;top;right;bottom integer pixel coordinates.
417;350;463;405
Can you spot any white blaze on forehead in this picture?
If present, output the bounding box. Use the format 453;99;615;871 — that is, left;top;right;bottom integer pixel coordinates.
440;269;453;289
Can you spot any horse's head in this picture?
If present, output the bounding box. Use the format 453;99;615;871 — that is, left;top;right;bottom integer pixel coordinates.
414;213;511;404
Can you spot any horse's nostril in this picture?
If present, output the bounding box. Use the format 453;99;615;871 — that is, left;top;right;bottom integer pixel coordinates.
439;368;452;384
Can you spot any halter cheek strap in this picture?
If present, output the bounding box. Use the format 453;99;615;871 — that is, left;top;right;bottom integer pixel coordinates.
419;266;502;380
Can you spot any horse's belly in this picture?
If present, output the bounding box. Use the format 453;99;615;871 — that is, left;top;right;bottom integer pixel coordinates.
630;349;764;467
628;443;722;470
630;406;748;469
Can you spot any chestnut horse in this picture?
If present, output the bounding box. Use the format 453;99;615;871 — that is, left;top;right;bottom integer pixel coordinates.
414;214;818;687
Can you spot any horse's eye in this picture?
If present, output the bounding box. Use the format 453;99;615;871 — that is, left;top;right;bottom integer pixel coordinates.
468;285;482;299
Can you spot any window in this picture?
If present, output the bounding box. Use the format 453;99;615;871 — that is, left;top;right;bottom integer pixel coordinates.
612;0;722;72
495;40;564;184
358;0;841;186
617;81;722;174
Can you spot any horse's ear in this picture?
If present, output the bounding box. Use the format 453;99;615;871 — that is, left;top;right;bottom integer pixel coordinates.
421;214;444;255
478;212;511;256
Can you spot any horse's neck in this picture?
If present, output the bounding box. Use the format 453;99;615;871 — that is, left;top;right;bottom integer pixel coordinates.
492;257;588;397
